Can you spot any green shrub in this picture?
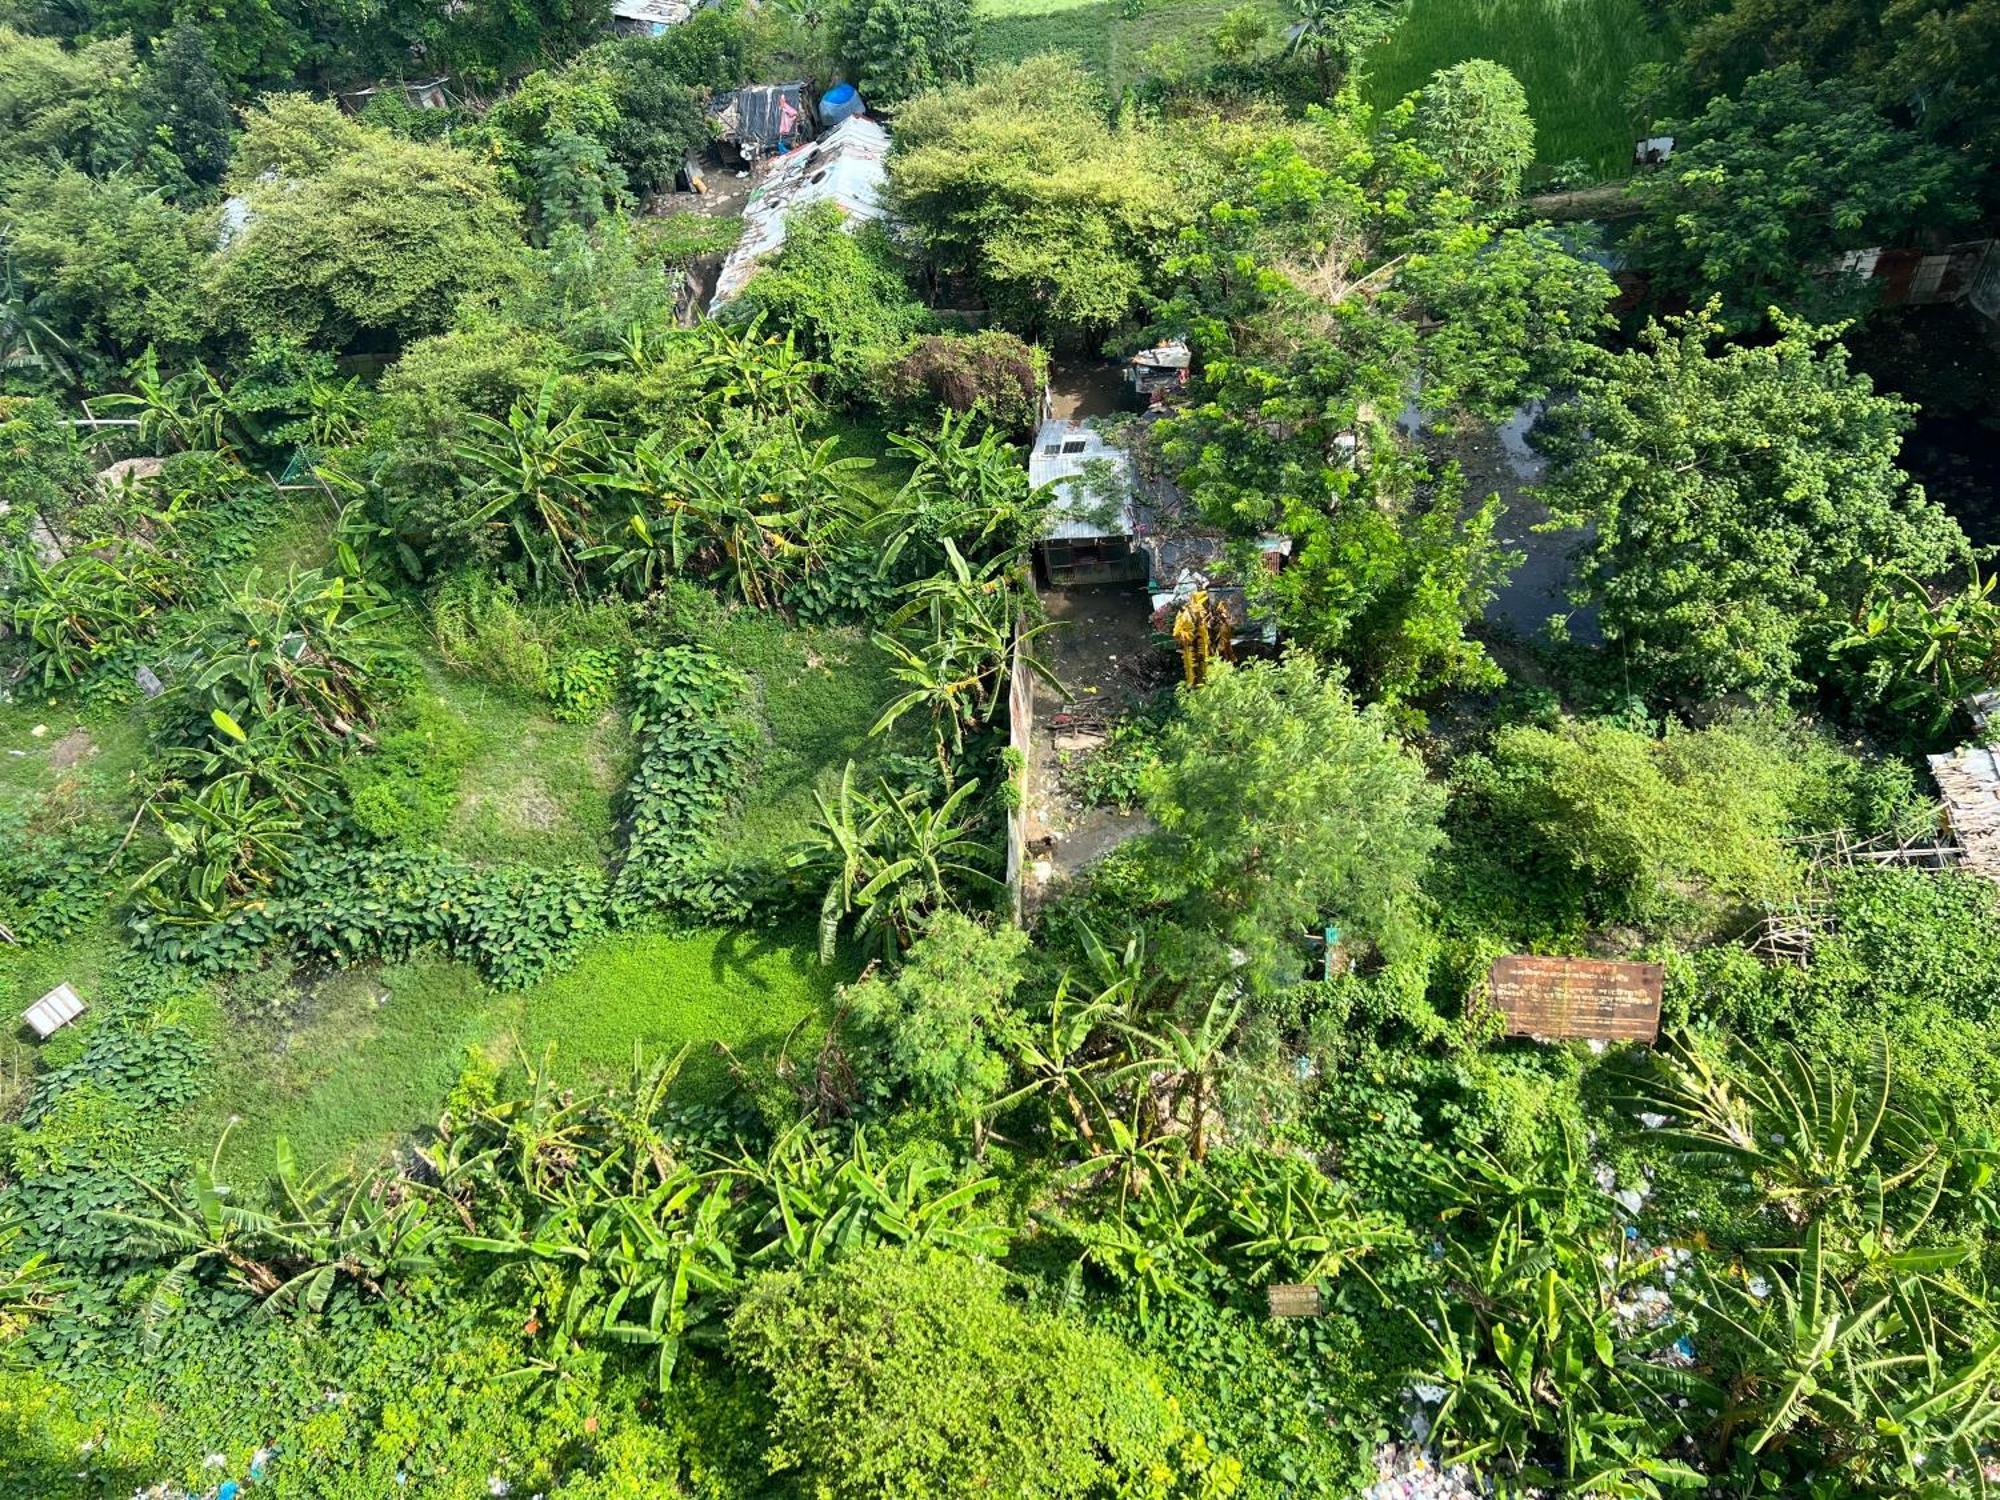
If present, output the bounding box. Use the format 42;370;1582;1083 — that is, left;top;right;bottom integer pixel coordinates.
730;205;931;402
610;646;757;926
1458;714;1809;931
131;846;607;990
545;645;624;723
432;571;552;694
279;847;607;989
879;330;1047;437
728;1247;1232;1497
340;696;473;844
0;814;119;945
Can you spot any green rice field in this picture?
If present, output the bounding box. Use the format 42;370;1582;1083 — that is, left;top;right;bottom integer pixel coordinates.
1365;0;1676;175
975;0;1293;88
974;0;1673;178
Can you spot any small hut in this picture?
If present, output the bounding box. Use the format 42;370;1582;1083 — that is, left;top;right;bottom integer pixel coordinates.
1028;418;1146;588
611;0;697;34
710;83;810;166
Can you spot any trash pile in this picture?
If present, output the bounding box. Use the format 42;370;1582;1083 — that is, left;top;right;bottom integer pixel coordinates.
1358;1442;1501;1500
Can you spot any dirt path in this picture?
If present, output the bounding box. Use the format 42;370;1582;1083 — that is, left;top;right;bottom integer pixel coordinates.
1021;583;1166;910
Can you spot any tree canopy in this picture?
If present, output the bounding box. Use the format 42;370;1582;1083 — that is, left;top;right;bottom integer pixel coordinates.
1537;303;1969;703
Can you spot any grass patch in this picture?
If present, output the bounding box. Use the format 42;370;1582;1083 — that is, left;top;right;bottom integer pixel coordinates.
189;922;842;1175
0;693;149;833
1363;0;1675;176
974;0;1292;89
432;673;632;871
705;609;912;874
0;912;133;1120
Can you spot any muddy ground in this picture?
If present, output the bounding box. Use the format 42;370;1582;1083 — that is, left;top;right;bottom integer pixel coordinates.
1021;583;1171;910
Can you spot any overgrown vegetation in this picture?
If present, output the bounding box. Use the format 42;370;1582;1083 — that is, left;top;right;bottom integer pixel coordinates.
2;0;1998;1496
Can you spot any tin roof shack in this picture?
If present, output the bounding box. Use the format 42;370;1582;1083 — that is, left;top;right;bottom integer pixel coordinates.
1125;340;1190;406
1930;744;2000;881
1129;475;1290;644
612;0;698;34
342;77;452;111
708;116;889;311
711;83;810;167
1029;418;1149;588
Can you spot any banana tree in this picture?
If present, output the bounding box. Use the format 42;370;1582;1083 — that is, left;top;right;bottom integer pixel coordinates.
131;776;302;923
878;410;1049;572
1623;1032;1945;1238
1412;1212;1715;1494
2;541;180;685
0;1217;65;1350
181;565;391;752
97;351;255;456
871;541;1060;770
688;316;826;419
791;762;996;964
102;1126;438;1333
457;378;604;593
728;1125;1009;1269
1693;1220;2000;1487
0;246;76;385
1108;988;1245;1165
1830;562;2000;736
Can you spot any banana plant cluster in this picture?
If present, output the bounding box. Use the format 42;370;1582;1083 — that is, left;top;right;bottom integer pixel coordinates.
1625;1033;2000;1491
452;324;866;606
131;565;391;924
0;1215;67;1352
1054;1146;1407;1327
3;540;181;686
101;1124;441;1334
791;760;996;964
871;538;1061;771
422;1047;1009;1392
1407;1127;1714;1494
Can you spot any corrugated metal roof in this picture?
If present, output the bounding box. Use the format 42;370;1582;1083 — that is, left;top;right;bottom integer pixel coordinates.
1030;418;1136;541
709;116;890;311
1930;744;2000;881
612;0;696;24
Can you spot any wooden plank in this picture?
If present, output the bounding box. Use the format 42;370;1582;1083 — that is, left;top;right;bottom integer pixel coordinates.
1266;1283;1321;1318
1486;956;1662;1043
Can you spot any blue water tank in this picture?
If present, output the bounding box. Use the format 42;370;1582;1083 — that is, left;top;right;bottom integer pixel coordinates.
820;82;863;127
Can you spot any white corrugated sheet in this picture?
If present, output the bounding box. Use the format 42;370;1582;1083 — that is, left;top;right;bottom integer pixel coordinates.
612;0;696;27
1030;418;1137;541
709;117;891;311
23;982;84;1040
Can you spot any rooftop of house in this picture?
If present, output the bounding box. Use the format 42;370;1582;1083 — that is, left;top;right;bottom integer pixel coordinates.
1030;418;1139;541
708;116;891;311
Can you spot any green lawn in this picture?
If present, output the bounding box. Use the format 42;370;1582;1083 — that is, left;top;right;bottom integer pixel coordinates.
186;922;844;1176
433;674;632;870
976;0;1294;87
708;609;911;873
1363;0;1676;175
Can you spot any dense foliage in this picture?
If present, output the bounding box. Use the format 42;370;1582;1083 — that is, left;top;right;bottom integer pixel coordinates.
2;1;1998;1496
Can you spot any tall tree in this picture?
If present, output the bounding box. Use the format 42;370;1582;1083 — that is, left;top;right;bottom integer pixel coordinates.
888;56;1175;338
1285;0;1408;94
1629;65;1971;326
1139;651;1445;987
1407;59;1535;206
1537;303;1969;703
833;0;975;108
138;22;234;194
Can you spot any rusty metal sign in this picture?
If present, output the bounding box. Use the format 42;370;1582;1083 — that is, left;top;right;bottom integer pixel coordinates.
1486;956;1663;1043
1266;1283;1322;1319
